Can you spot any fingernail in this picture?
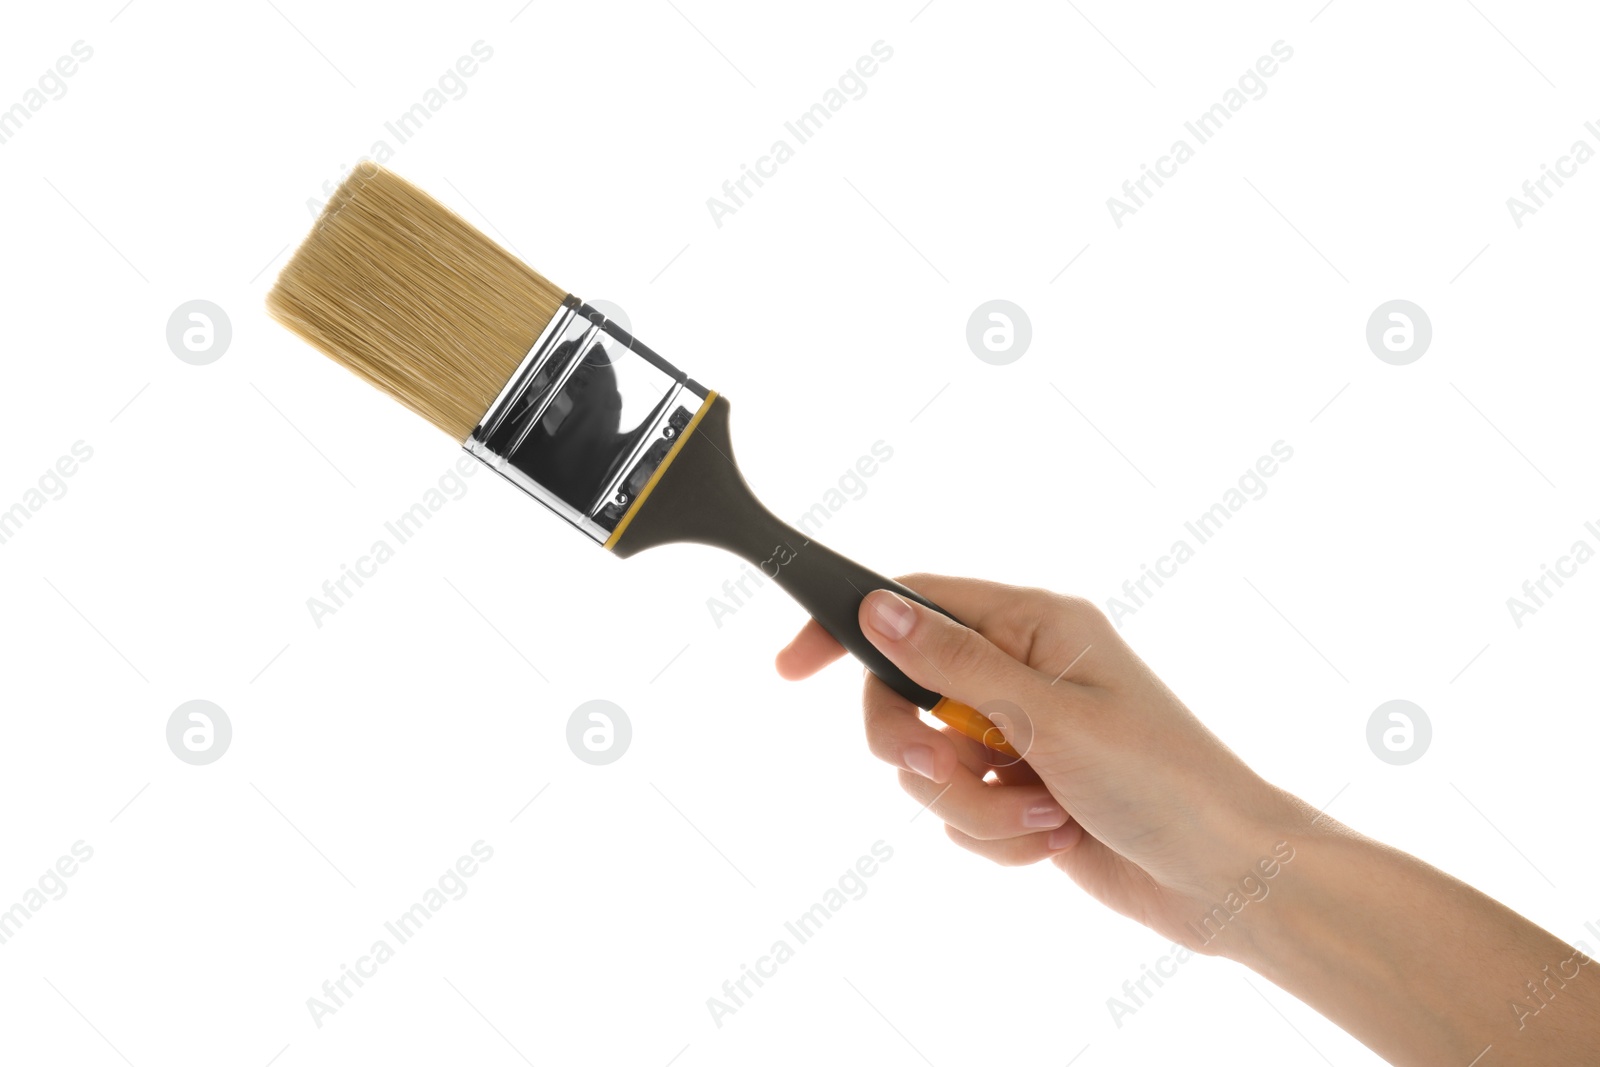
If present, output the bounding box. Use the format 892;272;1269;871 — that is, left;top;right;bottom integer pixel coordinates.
1024;801;1067;829
1048;820;1082;851
903;744;939;781
865;590;915;640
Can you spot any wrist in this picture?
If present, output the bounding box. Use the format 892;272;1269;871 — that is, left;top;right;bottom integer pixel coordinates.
1209;806;1349;970
1172;781;1332;964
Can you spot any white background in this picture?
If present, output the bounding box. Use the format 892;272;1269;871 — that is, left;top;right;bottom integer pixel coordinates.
2;1;1598;1064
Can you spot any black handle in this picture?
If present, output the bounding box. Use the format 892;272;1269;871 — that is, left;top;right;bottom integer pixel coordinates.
610;396;942;709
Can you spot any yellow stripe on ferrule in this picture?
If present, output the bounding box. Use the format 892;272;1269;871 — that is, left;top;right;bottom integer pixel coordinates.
603;391;719;551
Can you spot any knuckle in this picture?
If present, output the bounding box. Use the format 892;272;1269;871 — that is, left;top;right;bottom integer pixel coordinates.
967;797;1022;841
1019;584;1059;611
995;846;1042;868
944;822;1035;866
899;769;941;808
863;710;904;762
894;571;943;591
936;622;994;679
921;781;1003;840
943;822;988;854
1055;593;1111;630
861;671;886;710
863;727;897;764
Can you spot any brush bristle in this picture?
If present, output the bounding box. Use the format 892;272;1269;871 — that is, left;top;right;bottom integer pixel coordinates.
267;163;568;441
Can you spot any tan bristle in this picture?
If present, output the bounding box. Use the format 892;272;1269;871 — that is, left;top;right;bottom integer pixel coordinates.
266;163;568;441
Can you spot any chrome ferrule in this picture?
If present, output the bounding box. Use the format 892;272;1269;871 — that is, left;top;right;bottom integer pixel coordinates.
464;295;710;543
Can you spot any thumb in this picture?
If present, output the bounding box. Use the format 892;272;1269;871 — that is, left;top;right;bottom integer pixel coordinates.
858;589;1044;713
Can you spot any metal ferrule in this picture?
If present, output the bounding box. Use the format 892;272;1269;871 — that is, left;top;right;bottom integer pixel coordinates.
465;295;710;544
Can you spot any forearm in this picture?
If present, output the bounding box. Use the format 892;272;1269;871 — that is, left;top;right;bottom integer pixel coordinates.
1225;807;1599;1064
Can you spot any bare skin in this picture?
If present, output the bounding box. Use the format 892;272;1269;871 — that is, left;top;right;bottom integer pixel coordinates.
775;575;1600;1065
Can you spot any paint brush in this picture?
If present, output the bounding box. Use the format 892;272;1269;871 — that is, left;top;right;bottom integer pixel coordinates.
267;163;1016;758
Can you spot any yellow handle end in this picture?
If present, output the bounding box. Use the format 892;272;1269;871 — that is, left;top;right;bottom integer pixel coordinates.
929;697;1021;759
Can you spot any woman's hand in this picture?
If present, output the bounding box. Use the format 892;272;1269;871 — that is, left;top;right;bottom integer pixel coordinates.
775;574;1600;1064
775;574;1305;956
